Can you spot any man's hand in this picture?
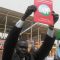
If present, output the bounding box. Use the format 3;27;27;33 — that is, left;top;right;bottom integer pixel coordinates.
52;11;59;24
49;11;59;30
21;5;37;21
49;25;54;30
15;5;37;28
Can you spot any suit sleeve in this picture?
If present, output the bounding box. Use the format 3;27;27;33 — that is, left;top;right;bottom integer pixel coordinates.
2;5;37;60
33;34;55;60
2;26;22;60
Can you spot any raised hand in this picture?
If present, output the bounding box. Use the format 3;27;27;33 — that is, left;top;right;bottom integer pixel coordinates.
52;11;59;24
21;5;37;21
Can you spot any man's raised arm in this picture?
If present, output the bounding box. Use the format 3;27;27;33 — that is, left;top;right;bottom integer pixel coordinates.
33;11;59;60
2;5;37;60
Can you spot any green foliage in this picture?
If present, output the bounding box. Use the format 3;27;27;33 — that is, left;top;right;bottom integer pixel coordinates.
56;29;60;40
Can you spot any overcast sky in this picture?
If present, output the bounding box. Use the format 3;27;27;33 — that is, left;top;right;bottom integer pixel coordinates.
0;0;60;29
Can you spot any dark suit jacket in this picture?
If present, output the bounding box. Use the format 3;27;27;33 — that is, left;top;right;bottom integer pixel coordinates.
2;26;55;60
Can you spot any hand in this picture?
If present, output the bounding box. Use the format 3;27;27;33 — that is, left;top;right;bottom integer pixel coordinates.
49;25;54;30
21;5;37;21
52;11;59;24
26;5;37;12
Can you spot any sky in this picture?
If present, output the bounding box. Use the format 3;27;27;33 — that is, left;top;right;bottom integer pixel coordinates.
0;0;60;29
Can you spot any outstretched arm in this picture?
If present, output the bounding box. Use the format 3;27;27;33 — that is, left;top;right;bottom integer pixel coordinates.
34;26;55;60
33;12;59;60
2;5;37;60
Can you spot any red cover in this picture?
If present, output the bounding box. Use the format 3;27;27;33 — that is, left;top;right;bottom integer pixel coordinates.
34;0;54;25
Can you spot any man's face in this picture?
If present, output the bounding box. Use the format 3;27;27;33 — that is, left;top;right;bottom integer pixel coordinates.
16;46;28;58
16;40;28;57
18;46;27;54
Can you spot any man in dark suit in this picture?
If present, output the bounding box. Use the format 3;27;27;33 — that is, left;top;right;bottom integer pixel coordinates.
2;5;59;60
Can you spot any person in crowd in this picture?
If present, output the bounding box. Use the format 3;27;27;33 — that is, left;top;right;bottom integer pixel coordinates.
2;5;59;60
54;44;60;60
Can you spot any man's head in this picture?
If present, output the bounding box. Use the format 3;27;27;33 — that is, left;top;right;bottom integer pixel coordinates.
16;40;28;58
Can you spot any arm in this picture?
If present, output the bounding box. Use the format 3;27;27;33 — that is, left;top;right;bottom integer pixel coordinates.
2;5;37;60
34;26;55;60
33;12;59;60
2;21;24;60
